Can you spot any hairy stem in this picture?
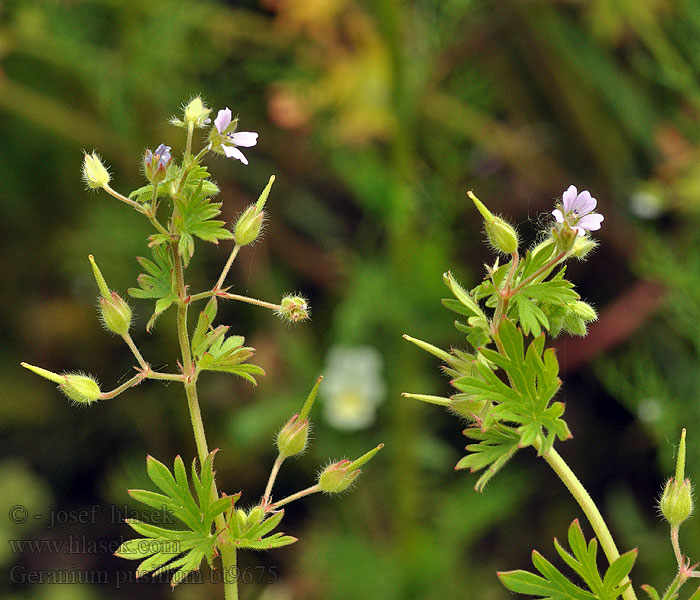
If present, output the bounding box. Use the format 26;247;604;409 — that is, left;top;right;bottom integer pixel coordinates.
535;439;637;600
262;455;285;508
214;243;242;291
99;374;144;400
122;332;148;370
172;241;236;598
269;484;321;510
509;250;568;296
217;291;281;311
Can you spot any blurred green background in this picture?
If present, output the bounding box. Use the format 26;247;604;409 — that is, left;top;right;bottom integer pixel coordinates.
3;0;700;598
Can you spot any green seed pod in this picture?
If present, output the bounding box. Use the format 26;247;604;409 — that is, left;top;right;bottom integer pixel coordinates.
233;205;264;246
660;429;693;528
277;415;310;458
660;478;693;528
277;295;310;323
318;461;359;494
99;292;133;336
61;373;101;405
317;444;383;494
468;191;518;255
485;217;519;255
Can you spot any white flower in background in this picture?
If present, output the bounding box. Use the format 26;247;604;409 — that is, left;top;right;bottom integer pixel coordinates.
320;345;385;431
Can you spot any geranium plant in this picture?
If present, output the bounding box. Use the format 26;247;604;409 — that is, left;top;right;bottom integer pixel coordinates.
404;188;698;600
21;97;382;599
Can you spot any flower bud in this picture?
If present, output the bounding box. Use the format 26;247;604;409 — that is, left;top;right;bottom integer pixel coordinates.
246;506;264;527
277;295;310;323
183;96;211;128
571;301;597;322
570;236;598;260
467;191;519;255
233;205;264;246
317;444;383;494
660;429;694;528
61;373;102;405
144;144;172;184
82;152;110;189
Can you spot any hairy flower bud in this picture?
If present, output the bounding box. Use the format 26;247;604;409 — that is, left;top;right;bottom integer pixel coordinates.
571;301;597;322
82;152;110;189
183;96;211;128
277;295;310;323
144;144;172;184
570;236;598;260
233;205;264;246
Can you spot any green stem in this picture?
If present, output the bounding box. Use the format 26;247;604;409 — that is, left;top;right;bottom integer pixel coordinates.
219;544;238;600
122;332;148;370
214;244;242;291
217;291;281;311
671;526;682;567
509;250;568;296
269;484;321;510
491;251;519;335
535;439;638;600
99;374;144;400
171;242;237;598
143;370;187;382
103;183;148;213
262;455;285;508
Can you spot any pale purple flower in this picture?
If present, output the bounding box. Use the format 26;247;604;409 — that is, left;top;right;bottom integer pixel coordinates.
552;185;604;236
214;108;258;165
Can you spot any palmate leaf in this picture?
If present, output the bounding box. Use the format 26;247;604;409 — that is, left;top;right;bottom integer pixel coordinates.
498;520;637;600
456;425;521;492
128;245;178;331
171;165;232;264
115;452;234;587
197;333;266;385
452;318;570;455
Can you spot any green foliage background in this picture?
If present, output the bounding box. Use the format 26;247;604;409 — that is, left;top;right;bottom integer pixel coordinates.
2;1;700;598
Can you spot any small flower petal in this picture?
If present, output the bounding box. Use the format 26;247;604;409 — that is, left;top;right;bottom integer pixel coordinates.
572;190;596;216
222;144;249;165
214;108;232;134
576;213;604;231
229;131;258;147
562;185;578;213
552;209;565;223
